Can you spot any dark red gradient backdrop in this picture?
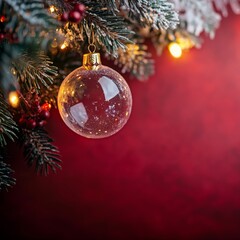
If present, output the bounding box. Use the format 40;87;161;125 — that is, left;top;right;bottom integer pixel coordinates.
1;13;240;240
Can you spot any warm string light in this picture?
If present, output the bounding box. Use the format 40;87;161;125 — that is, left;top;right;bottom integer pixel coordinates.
168;36;195;59
8;91;20;108
49;5;56;13
168;42;182;58
60;41;68;50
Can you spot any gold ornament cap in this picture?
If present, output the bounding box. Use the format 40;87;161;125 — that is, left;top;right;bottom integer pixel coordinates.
83;53;101;70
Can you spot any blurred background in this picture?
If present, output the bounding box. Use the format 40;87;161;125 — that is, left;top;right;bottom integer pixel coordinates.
1;11;240;240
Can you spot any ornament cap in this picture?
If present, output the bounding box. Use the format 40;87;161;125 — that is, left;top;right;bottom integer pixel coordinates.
83;53;101;70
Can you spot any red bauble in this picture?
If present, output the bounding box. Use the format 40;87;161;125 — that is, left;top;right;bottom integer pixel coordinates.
26;119;37;129
40;110;50;120
61;12;69;22
74;3;86;14
68;10;82;23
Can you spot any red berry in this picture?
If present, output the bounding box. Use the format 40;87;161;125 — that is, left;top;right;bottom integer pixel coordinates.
26;119;37;129
0;15;6;23
38;120;47;127
19;117;26;126
61;12;69;22
74;4;85;14
68;10;82;23
40;110;50;120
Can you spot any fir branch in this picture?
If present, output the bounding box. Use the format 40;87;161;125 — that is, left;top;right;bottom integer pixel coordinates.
13;51;58;94
20;128;61;175
84;12;132;56
0;153;16;191
108;43;154;80
63;1;133;57
0;44;21;93
151;0;179;29
172;0;221;38
212;0;240;17
120;0;179;30
0;93;18;147
4;0;58;28
98;0;119;13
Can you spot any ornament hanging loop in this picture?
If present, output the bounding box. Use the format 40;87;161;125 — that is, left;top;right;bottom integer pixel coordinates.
88;43;96;53
88;23;96;53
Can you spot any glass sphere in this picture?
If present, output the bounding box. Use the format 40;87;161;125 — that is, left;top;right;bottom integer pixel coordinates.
58;65;132;138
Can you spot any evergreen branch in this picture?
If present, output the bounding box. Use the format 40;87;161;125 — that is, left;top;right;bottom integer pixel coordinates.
63;1;133;57
109;43;154;80
0;153;16;191
84;12;133;56
212;0;240;17
120;0;179;30
98;0;119;13
0;93;18;147
4;0;58;28
20;128;61;175
0;44;21;93
151;0;179;29
13;51;58;94
172;0;221;38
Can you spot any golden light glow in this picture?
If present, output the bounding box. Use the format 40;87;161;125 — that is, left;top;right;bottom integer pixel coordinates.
177;38;194;50
168;42;182;59
8;91;20;108
49;6;56;13
51;39;58;48
60;42;68;50
127;44;140;53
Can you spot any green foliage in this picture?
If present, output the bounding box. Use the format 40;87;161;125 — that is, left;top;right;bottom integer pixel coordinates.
108;42;154;80
13;51;58;94
20;128;61;175
0;152;16;191
119;0;179;29
0;0;59;93
0;44;21;93
0;93;18;147
4;0;58;28
65;0;133;57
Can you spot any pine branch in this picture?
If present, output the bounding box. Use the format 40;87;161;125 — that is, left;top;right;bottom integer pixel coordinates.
63;1;133;57
0;44;21;93
212;0;240;17
172;0;221;38
108;43;154;80
120;0;179;30
4;0;58;28
0;152;16;191
0;93;18;147
13;51;58;94
84;11;133;56
98;0;119;13
151;0;179;29
20;128;61;175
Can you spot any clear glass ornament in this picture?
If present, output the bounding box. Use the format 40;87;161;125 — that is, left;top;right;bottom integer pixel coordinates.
58;53;132;139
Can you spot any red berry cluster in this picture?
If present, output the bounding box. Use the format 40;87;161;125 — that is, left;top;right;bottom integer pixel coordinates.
18;96;51;130
61;3;86;23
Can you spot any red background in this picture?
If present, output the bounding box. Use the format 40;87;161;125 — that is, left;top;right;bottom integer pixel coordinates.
1;13;240;240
